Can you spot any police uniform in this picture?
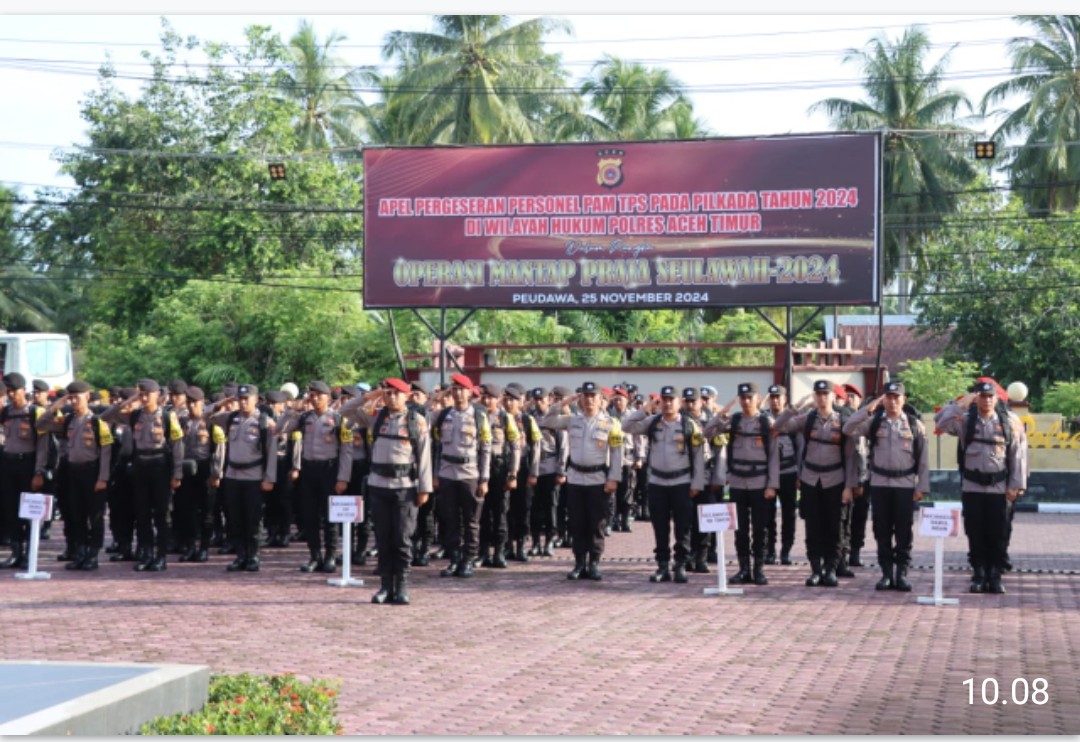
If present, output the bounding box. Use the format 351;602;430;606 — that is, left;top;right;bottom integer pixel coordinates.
764;385;802;565
683;388;716;573
773;380;859;587
431;373;492;577
841;384;872;567
276;381;353;574
621;386;706;583
164;379;190;555
264;389;302;549
35;380;113;570
101;379;184;572
475;383;522;568
341;377;433;605
704;382;781;585
337;387;372;563
607;387;637;533
541;381;624;580
549;386;574;547
934;381;1026;594
105;386;137;562
833;386;864;578
630;394;651;522
507;386;541;561
843;382;930;591
29;379;60;543
529;387;568;557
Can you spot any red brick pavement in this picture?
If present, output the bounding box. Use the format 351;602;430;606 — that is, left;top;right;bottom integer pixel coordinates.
1;513;1077;734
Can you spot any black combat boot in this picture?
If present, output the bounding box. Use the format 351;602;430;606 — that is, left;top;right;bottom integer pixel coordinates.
730;557;751;585
320;551;337;573
875;562;893;591
79;549;100;571
514;540;528;563
110;545;135;562
650;561;671;583
456;559;475;578
764;549;777;566
391;575;411;605
491;547;508;569
970;566;987;594
567;556;586;580
836;556;856;578
587;556;602;581
752;560;768;586
820;563;839;587
805;558;822;587
65;546;87;571
300;547;322;573
371;575;393;604
673;562;689;583
542;537;555;557
227;555;246;572
528;536;542;557
987;567;1006;594
146;552;167;572
894;564;912;592
193;546;209;563
849;547;863;567
57;544;75;562
692;556;711;574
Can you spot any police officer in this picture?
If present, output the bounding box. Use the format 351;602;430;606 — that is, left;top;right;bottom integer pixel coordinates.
682;387;714;573
105;386;137;563
29;379;59;542
934;381;1026;594
606;386;637;533
704;382;780;585
35;381;113;570
176;386;221;563
504;385;540;562
263;389;300;549
529;387;568;557
475;382;521;569
842;384;871;567
276;381;353;574
843;382;930;591
541;381;624;581
549;385;574;548
341;378;433;605
764;384;802;565
430;373;491;578
101;380;184;572
774;380;858;587
621;386;705;583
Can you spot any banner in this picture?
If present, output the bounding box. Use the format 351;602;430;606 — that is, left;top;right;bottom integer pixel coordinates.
363;134;881;309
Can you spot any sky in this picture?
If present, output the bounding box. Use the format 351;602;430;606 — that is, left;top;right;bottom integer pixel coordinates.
0;10;1036;195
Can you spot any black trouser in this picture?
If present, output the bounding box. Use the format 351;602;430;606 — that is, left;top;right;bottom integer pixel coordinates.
371;485;418;579
870;485;915;569
614;464;634;524
731;487;770;562
690;487;717;564
225;478;264;561
347;460;372;556
766;471;798;555
507;467;533;542
179;459;214;550
633;465;649;518
647;482;692;565
413;487;437;546
437;478;481;562
839;500;854;564
567;483;609;562
851;486;871;553
299;460;339;557
479;466;510;554
801;479;844;571
0;454;35;546
266;456;295;541
962;490;1009;571
131;457;172;557
65;461;108;551
530;473;559;541
108;458;134;550
556;477;571;539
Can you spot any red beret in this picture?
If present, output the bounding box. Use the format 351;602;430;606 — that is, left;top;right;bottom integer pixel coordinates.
384;378;411;394
450;373;474;392
842;383;863;398
833;384;848;401
611;387;628;399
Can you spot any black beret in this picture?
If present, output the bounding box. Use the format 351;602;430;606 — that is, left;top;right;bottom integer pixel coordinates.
137;378;160;393
3;372;26;389
308;380;332;394
32;379;51;392
167;379;188;394
265;390;287;404
185;386;205;402
66;380;91;394
409;380;428;395
503;386;523;400
478;382;502;398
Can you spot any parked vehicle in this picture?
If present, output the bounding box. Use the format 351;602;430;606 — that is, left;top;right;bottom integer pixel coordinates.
0;332;74;390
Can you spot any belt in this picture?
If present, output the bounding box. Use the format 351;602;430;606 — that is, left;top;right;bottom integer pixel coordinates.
301;458;337;467
804;460;842;473
568;460;607;474
962;469;1008;487
871;463;917;478
442;454;473;465
649;466;690;480
729;458;767;476
2;452;35;461
371;462;415;479
134;451;168;462
779;456;796;470
228;459;263;470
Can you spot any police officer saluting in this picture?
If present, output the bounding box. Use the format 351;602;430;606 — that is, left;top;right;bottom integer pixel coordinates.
934;380;1026;594
621;385;705;584
1;373;49;569
36;381;113;570
341;379;433;605
541;381;624;581
842;382;930;591
764;384;802;565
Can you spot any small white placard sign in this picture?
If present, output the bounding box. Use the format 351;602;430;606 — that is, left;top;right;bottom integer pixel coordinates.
328;495;364;523
919;507;961;538
19;493;53;521
698;502;738;533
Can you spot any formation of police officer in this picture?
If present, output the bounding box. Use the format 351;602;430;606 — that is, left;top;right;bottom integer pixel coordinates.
764;384;801;565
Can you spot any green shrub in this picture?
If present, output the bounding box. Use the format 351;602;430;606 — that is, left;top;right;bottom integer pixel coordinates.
141;672;342;735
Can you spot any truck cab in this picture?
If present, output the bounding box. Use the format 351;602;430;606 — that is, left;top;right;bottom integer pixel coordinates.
0;332;74;390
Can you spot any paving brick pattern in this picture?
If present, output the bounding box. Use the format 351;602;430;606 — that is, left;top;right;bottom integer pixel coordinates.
1;512;1077;734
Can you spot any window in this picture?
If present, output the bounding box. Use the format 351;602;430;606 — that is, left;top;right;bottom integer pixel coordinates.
25;339;70;377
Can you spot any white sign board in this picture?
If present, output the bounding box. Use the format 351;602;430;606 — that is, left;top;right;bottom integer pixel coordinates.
19;493;53;521
328;496;364;524
697;502;738;533
919;508;961;538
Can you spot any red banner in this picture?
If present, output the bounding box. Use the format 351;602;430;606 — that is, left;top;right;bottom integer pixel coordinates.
363;134;881;309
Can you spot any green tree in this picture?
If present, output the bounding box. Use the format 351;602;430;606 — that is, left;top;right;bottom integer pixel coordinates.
379;15;574;144
278;20;370;151
981;15;1080;215
0;185;64;331
1040;380;1080;420
897;357;980;412
810;26;977;311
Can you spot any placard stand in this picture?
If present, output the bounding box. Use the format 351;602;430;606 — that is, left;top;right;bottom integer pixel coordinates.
15;493;53;581
916;507;960;607
698;502;742;597
327;496;364;588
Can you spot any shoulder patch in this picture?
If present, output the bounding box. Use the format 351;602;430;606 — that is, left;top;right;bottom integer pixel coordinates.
167;412;184;442
505;414;520;443
290;430;303;442
213;425;228;445
608;418;624;448
480;417;492;443
97;419;115;447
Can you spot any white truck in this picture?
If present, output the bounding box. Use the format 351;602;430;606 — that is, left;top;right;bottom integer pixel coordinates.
0;332;74;390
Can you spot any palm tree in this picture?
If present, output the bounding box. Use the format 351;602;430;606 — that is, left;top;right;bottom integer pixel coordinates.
278;20;370;151
571;55;706;141
810;26;977;312
0;187;62;331
982;15;1080;215
380;15;574;144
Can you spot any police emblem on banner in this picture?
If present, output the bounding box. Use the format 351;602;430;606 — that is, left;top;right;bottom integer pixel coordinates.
596;148;625;189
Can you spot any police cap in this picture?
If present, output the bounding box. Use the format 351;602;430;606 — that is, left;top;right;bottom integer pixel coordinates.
737;382;758;397
883;381;905;396
2;372;25;389
237;384;259;397
768;384;786;396
580;381;598;394
66;380;91;394
660;386;676;398
32;379;50;393
682;387;698;401
137;378;160;393
167;379;188;394
812;379;832;394
308;380;332;395
530;387;547;399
